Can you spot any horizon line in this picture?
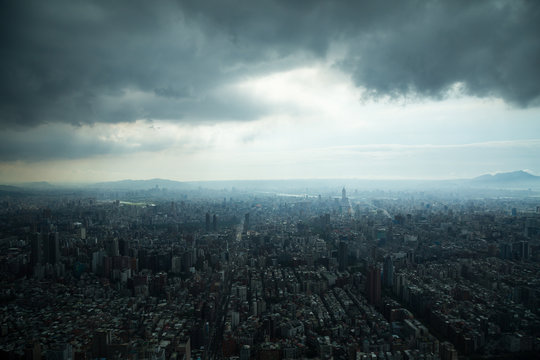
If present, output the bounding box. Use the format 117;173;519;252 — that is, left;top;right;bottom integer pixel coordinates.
1;170;536;187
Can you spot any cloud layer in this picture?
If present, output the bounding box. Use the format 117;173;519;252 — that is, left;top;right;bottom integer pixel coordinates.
1;0;539;130
1;0;540;181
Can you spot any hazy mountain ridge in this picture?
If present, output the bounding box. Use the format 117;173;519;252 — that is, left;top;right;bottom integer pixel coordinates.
0;184;23;192
472;170;538;182
468;170;540;189
80;171;540;191
1;171;539;193
19;181;55;189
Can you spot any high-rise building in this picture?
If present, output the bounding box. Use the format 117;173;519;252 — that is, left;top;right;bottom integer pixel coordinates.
500;243;512;260
171;256;182;274
177;338;191;360
92;330;111;359
106;238;119;257
92;250;106;274
47;343;73;360
383;256;394;288
240;345;251;360
24;340;41;360
212;214;217;231
517;241;529;260
30;233;43;266
342;187;347;201
119;238;129;256
338;241;348;272
47;232;60;265
366;265;381;306
205;212;211;231
244;213;250;232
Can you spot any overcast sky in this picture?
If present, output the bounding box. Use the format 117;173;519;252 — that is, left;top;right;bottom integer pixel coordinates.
1;0;539;183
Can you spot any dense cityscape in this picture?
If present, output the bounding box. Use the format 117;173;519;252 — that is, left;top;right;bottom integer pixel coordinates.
1;183;539;360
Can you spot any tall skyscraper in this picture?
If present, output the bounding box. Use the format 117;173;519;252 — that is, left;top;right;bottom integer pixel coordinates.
338;241;348;272
31;233;43;266
244;213;250;232
47;232;60;265
205;212;211;231
517;241;529;260
341;187;352;215
212;214;217;231
92;330;111;359
366;265;381;306
24;340;41;360
119;238;129;257
499;243;512;260
383;256;394;288
106;238;119;257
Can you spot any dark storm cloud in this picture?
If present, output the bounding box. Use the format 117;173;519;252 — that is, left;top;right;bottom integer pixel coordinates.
1;0;539;132
183;0;540;106
0;0;279;128
343;1;540;105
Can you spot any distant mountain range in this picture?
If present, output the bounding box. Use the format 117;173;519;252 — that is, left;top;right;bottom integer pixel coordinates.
1;171;539;193
0;184;22;192
471;170;538;183
18;181;57;190
66;171;540;191
469;170;540;188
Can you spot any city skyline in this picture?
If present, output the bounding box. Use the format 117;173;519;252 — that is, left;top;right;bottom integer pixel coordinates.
1;1;540;183
1;180;539;359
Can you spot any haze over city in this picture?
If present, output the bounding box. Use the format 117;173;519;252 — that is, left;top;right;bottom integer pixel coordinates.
1;0;540;184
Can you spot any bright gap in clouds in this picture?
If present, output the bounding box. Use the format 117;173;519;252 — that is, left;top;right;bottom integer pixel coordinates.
1;64;539;183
